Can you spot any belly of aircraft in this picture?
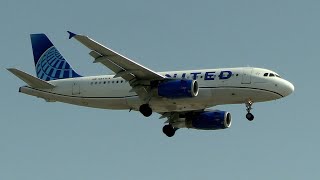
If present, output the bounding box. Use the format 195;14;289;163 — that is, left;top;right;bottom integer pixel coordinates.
20;85;280;112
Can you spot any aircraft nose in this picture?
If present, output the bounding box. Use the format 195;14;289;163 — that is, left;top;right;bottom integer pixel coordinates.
282;80;294;97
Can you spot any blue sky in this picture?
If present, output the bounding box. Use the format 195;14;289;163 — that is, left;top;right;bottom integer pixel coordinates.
0;0;318;179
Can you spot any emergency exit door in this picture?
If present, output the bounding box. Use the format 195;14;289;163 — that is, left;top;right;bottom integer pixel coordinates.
72;82;80;95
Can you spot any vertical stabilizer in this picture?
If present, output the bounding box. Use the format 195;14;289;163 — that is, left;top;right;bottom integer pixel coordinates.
30;34;82;81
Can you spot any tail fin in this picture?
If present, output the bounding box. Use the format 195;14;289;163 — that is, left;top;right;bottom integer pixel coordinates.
30;34;82;81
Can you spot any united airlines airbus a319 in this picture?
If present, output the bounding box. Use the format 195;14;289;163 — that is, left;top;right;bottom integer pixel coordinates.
8;32;294;137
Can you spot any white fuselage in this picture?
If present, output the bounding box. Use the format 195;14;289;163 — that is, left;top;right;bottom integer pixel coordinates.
19;67;294;113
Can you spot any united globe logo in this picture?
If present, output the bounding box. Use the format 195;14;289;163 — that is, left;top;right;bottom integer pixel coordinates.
35;46;79;81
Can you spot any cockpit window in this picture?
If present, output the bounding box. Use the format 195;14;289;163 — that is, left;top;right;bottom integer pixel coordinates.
264;72;281;78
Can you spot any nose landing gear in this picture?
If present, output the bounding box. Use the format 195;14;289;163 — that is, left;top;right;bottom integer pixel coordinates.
245;100;254;121
246;112;254;121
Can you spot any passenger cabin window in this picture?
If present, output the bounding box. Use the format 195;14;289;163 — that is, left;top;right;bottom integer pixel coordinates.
264;73;268;77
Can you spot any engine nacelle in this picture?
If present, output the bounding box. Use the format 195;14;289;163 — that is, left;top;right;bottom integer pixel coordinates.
158;79;199;98
185;110;232;130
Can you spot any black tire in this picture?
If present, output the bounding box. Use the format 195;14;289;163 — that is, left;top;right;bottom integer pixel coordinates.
246;113;254;121
139;104;152;117
162;124;175;137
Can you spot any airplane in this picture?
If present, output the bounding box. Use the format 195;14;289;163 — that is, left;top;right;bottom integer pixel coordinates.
7;32;294;137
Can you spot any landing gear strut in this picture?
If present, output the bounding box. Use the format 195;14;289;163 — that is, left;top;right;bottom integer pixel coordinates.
245;100;254;121
162;124;177;137
139;104;152;117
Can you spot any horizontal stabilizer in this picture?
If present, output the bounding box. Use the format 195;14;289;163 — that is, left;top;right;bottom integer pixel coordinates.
7;68;55;89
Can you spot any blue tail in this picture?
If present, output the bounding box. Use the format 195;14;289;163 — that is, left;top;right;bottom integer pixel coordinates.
30;34;82;81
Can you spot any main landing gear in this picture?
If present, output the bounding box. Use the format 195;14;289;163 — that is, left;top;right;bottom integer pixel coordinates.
138;104;177;137
245;100;254;121
139;104;152;117
162;124;177;137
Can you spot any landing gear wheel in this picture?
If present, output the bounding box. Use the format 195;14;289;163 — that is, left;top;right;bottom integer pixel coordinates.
245;100;255;121
162;124;176;137
139;104;152;117
246;113;254;121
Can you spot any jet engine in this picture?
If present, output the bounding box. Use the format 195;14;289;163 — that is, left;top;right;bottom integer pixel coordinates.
158;79;199;98
185;110;232;130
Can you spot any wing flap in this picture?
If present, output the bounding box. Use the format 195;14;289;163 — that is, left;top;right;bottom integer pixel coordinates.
89;50;102;59
7;68;55;89
93;56;135;81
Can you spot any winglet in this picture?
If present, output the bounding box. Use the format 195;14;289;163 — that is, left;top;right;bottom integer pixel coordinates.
67;31;77;39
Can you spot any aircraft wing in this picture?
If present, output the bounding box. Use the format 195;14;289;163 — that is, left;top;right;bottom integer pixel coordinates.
67;31;165;82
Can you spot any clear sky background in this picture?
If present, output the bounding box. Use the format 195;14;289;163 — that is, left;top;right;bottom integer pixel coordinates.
0;0;318;179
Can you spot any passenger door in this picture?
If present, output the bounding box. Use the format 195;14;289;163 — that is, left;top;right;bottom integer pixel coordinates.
241;68;253;84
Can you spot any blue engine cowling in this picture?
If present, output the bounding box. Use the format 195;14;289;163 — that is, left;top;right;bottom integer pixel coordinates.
158;79;199;98
185;110;232;130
